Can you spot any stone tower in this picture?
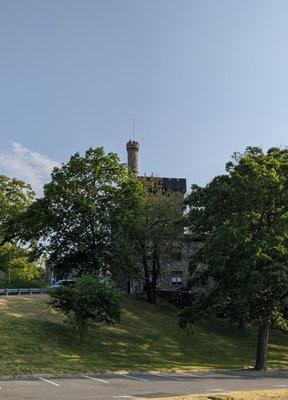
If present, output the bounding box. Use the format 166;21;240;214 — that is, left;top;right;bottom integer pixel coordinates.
126;140;140;175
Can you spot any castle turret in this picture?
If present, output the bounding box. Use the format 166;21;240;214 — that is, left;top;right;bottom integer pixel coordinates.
126;140;140;175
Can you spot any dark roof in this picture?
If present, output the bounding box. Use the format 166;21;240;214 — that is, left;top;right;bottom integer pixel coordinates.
140;176;187;194
160;177;186;193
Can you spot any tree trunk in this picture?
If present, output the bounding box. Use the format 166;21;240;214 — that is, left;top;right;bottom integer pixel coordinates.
238;316;246;331
146;264;157;304
255;321;270;370
141;253;155;304
146;287;157;304
149;248;160;305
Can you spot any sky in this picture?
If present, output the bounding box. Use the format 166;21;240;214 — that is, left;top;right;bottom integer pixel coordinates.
1;0;288;195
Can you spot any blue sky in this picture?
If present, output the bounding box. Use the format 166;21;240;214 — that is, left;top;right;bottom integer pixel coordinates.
1;0;288;194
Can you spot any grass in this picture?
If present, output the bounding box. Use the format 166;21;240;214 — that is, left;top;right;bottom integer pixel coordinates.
0;295;287;376
151;389;288;399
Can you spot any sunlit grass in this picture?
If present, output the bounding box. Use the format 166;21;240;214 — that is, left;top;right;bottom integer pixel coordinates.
153;389;288;400
0;295;287;376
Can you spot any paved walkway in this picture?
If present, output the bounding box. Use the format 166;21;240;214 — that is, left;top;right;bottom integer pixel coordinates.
0;370;287;399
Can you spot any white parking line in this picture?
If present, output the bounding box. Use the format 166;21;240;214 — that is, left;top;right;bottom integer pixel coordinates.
152;374;184;381
122;375;149;382
207;388;223;391
273;385;288;387
38;377;60;387
84;375;109;384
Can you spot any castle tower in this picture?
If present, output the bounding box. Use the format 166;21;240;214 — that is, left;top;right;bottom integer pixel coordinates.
126;140;140;175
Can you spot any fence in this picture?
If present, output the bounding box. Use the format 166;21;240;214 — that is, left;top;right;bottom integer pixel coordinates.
0;288;50;296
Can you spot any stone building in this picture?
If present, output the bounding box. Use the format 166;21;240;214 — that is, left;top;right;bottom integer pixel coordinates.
157;241;202;290
125;139;197;291
126;139;187;194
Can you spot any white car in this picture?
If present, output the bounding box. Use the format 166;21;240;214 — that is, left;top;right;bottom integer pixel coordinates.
50;279;75;289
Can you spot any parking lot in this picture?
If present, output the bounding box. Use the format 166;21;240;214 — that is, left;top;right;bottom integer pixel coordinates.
0;370;287;399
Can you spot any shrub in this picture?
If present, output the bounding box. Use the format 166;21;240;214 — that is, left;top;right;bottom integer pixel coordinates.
0;277;47;289
157;290;195;308
50;275;122;340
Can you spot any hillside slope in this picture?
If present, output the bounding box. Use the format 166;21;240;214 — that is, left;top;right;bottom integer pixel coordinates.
0;295;287;375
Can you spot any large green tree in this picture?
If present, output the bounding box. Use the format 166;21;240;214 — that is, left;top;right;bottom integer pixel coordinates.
180;147;288;371
0;175;38;283
0;175;34;246
0;243;44;284
125;178;184;304
30;147;138;278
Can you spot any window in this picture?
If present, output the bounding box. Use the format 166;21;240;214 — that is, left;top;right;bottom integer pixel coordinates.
171;271;182;285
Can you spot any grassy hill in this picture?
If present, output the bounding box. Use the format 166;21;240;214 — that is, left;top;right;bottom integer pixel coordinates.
0;295;287;376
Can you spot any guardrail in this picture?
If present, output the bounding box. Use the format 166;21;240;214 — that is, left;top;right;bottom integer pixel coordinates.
0;288;50;296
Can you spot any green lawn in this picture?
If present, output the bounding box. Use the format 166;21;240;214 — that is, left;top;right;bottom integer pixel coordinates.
0;295;287;376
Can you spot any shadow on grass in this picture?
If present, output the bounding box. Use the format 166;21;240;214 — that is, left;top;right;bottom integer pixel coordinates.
0;296;287;375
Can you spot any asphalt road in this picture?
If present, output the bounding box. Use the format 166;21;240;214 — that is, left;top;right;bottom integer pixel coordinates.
0;370;287;399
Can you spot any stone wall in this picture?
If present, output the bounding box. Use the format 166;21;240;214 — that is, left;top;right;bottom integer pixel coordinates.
158;241;202;289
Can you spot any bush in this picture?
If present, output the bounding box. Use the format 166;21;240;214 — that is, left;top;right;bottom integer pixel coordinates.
0;277;47;289
157;290;195;308
50;275;122;340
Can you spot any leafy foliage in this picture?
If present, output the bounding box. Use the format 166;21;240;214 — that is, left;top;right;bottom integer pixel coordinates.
0;175;34;246
50;275;122;340
123;178;184;303
0;277;46;289
29;147;139;279
0;175;40;285
0;243;44;282
181;147;288;370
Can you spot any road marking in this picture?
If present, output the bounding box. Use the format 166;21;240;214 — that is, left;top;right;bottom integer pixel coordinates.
122;375;148;382
38;377;60;387
152;374;184;381
207;388;223;391
273;385;288;387
83;375;109;384
113;396;135;399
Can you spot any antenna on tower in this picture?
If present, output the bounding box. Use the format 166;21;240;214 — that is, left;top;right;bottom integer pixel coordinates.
132;117;135;140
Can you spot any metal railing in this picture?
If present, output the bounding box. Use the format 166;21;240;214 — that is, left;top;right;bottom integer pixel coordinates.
0;288;50;296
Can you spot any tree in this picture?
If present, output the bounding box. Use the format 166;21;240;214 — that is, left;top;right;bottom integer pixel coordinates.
0;243;44;284
29;147;139;279
0;175;34;246
50;275;121;340
180;147;288;371
0;175;38;284
126;178;184;304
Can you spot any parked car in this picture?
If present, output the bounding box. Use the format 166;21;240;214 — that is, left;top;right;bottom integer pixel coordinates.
174;285;190;292
50;279;75;289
